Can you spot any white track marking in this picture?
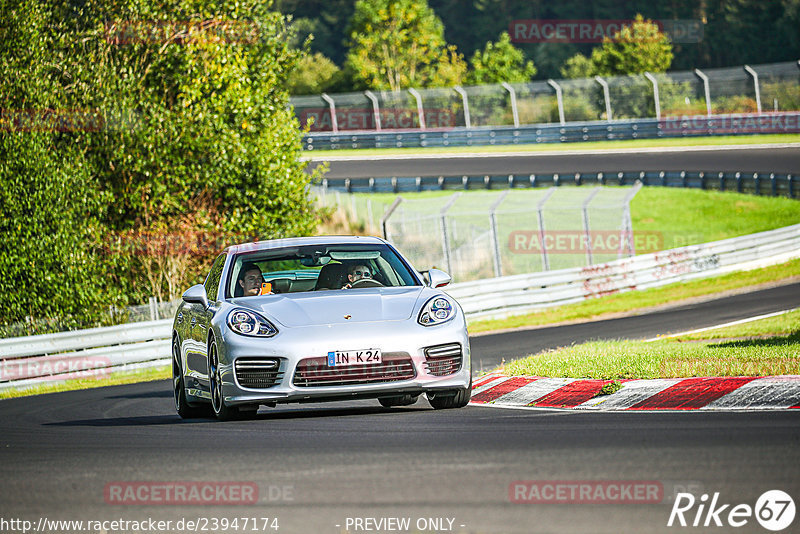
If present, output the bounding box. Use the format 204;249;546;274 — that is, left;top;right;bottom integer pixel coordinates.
702;376;800;410
491;377;575;405
644;308;797;342
576;379;683;410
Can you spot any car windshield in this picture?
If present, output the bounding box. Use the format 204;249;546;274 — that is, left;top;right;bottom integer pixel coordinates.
227;243;421;298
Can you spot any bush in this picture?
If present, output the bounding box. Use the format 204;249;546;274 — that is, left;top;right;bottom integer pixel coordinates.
0;0;322;328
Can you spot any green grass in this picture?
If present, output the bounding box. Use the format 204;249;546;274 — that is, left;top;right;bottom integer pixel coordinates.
503;336;800;379
671;309;800;341
502;296;800;379
630;188;800;249
0;365;170;399
305;133;800;158
468;258;800;333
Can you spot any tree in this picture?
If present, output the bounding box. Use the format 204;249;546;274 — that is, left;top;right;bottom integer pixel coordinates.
345;0;466;91
0;0;323;328
589;14;673;76
286;52;342;95
467;32;536;85
560;53;596;79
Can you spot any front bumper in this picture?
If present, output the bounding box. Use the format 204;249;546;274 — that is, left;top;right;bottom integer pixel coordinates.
214;317;471;407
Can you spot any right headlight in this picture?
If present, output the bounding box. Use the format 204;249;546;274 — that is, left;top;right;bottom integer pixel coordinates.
418;296;455;326
227;309;278;337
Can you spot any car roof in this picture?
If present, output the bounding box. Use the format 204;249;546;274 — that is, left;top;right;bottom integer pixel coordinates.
224;235;387;255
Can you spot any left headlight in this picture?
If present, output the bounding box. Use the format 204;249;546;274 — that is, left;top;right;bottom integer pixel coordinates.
418;295;455;326
227;309;278;337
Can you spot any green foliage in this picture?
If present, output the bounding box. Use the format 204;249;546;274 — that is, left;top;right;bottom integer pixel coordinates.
589;14;673;76
467;32;536;85
0;0;322;328
597;380;623;395
345;0;466;91
286;51;342;95
560;53;595;79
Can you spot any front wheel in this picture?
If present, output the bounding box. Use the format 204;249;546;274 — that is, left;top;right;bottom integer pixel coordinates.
427;377;472;410
208;335;241;421
378;394;419;408
173;337;208;419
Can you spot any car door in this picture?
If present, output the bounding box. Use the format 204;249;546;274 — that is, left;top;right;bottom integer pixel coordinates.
186;253;226;388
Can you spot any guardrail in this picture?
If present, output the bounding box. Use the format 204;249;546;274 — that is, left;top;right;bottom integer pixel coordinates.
446;223;800;319
322;170;798;198
302;113;800;151
0;319;172;392
2;223;799;392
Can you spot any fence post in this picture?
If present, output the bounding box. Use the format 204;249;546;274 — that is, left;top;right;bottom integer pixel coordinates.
380;197;403;241
594;76;613;122
454;85;471;128
408;88;426;129
320;93;338;133
439;193;462;275
501;82;520;128
621;182;643;257
743;65;762;113
644;72;661;120
537;188;557;271
364;90;381;131
582;188;602;266
148;297;159;321
694;69;712;117
489;190;510;277
547;79;566;125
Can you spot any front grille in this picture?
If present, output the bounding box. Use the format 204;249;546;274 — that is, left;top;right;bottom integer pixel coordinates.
293;352;416;387
423;343;462;376
235;358;283;388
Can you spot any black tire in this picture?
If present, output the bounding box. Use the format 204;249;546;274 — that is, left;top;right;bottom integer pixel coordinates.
173;337;208;419
208;335;242;421
428;376;472;410
378;394;420;408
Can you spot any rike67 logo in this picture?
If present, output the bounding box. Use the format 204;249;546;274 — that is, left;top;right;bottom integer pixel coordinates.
668;490;795;531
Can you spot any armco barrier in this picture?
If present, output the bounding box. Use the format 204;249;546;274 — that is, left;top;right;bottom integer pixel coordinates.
446;223;800;319
302;113;800;151
1;224;799;391
322;171;798;198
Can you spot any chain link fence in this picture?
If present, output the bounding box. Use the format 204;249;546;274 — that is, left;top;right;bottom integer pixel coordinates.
315;186;641;283
292;61;800;132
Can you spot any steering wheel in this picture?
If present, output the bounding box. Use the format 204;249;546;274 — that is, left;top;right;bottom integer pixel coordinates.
350;278;384;288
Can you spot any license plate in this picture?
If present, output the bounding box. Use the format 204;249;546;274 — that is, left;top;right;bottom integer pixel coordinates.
327;348;382;367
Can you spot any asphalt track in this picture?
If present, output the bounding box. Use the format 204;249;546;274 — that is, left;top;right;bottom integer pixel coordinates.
1;283;799;534
309;145;800;178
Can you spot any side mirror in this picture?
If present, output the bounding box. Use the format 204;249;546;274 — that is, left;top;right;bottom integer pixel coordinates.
427;268;452;288
182;284;209;308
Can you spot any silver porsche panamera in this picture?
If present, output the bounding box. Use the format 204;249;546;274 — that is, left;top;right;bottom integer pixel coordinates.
172;235;471;420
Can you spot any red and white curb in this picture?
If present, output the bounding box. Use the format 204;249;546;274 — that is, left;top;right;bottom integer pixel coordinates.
469;373;800;410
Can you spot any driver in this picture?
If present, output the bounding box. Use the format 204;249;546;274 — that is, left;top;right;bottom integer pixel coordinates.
342;264;372;289
237;263;264;297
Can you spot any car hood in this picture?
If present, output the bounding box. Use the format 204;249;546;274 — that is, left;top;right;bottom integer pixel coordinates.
229;287;427;328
